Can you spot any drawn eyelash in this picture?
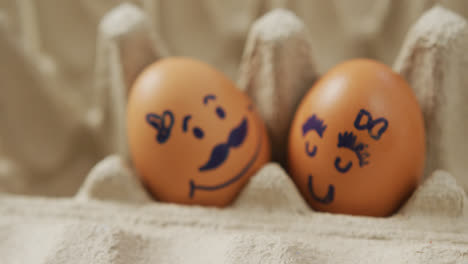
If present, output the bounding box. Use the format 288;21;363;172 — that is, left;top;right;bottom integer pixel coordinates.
337;131;370;167
302;114;327;138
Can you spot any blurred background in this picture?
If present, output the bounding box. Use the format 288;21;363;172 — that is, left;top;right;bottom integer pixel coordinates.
1;0;467;80
0;0;466;197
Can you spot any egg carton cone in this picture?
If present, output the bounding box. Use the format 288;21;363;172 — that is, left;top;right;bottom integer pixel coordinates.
1;2;468;263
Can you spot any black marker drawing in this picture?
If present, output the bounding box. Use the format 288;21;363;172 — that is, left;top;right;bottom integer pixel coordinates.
189;123;261;198
354;109;389;140
193;127;204;139
302;114;327;158
305;142;317;157
146;110;174;144
203;94;216;104
182;115;192;132
334;157;352;173
216;106;226;119
147;94;260;198
308;175;335;204
335;131;370;173
189;102;262;198
204;94;227;120
198;118;248;171
302;114;327;138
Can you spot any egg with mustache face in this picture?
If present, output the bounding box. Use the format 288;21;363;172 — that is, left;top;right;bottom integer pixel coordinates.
127;57;271;206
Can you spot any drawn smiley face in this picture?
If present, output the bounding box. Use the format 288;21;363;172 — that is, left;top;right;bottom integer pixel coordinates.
288;106;413;216
127;58;270;207
288;59;425;217
179;94;264;199
298;110;386;205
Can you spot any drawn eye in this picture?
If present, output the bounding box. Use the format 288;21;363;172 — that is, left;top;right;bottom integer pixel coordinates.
305;141;317;157
193;127;204;139
334;157;352;173
216;106;225;119
335;131;370;173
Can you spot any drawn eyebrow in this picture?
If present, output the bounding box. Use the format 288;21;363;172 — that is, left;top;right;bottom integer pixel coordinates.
302;114;327;138
182;115;192;132
203;94;216;105
337;131;370;167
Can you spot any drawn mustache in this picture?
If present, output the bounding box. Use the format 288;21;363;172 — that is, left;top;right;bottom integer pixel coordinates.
199;118;248;172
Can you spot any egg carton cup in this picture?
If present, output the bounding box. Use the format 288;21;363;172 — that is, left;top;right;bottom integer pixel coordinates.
1;3;468;263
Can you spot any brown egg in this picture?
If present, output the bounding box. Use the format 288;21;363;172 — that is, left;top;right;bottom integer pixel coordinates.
127;57;270;207
288;59;426;217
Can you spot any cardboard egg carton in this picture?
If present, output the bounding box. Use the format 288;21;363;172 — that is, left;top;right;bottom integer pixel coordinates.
0;3;467;263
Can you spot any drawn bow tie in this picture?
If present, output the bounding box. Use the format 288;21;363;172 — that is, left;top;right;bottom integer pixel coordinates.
146;110;174;144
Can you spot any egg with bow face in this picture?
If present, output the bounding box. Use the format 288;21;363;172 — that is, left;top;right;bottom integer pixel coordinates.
127;57;270;206
288;59;426;217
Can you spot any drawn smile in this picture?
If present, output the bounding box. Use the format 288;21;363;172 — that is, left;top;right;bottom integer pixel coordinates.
189;117;262;198
307;175;335;204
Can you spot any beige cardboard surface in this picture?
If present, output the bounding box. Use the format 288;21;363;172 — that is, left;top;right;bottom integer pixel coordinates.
0;1;467;263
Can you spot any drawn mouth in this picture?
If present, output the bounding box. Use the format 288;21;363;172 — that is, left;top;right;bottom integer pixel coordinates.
189;118;262;198
307;175;335;204
198;117;248;172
